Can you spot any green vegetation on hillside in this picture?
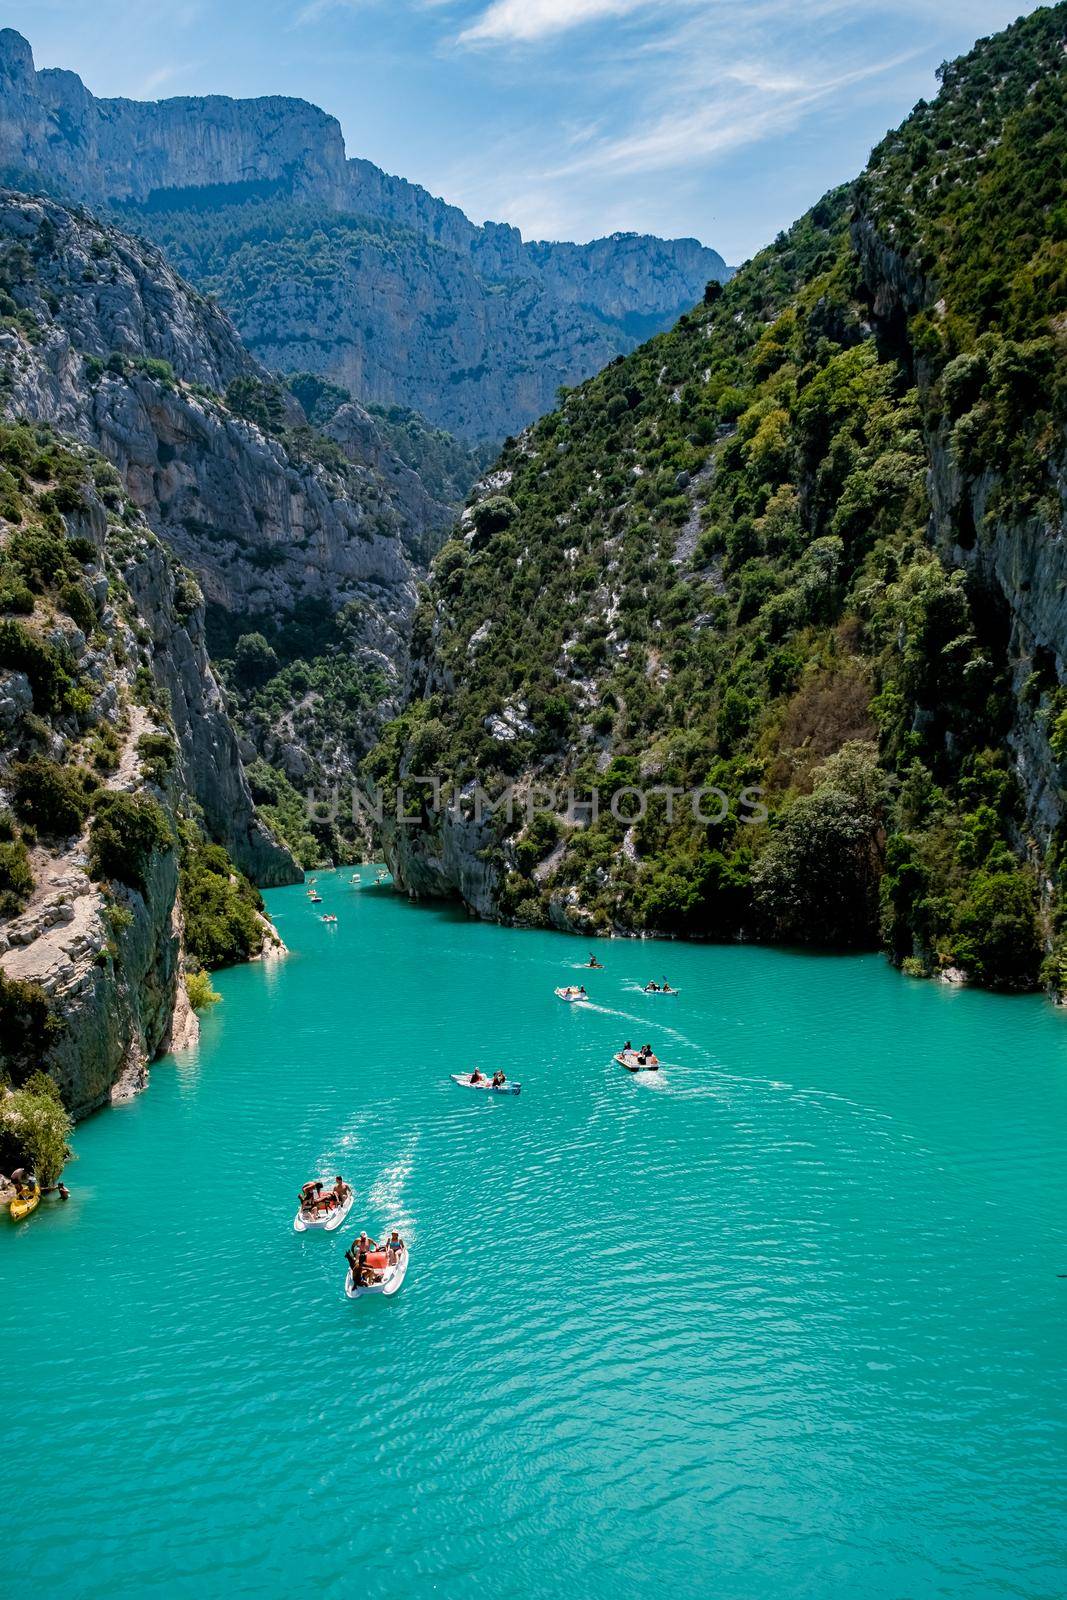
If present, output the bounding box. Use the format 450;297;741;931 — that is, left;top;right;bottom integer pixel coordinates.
373;5;1067;990
207;599;390;867
131;198;445;316
288;372;491;508
0;422;285;1166
0;972;69;1181
178;821;268;969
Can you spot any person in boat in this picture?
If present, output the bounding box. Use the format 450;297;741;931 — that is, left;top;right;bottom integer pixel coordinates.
347;1231;379;1285
299;1180;327;1215
644;981;660;992
587;954;603;968
661;979;674;992
332;1176;349;1204
578;984;587;996
385;1229;404;1263
491;1070;506;1087
469;1068;486;1084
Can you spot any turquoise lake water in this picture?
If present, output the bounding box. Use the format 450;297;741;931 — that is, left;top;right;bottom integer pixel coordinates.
3;867;1067;1599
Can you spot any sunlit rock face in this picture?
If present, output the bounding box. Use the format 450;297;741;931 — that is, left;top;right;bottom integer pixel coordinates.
0;29;730;441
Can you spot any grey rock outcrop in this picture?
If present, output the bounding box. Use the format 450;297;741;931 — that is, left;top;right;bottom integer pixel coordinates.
0;462;294;1118
0;190;424;728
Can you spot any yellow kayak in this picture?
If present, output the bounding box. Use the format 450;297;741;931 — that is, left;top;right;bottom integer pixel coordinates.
9;1183;40;1221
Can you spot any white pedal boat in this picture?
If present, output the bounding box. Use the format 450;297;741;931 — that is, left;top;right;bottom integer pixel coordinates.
641;987;680;997
293;1188;354;1232
614;1051;660;1072
554;987;589;1003
345;1247;409;1299
451;1073;521;1095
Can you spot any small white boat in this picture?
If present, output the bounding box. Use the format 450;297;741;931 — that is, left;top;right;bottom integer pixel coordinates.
641;986;680;997
345;1246;409;1299
554;986;589;1003
293;1187;354;1233
450;1073;521;1095
614;1050;660;1073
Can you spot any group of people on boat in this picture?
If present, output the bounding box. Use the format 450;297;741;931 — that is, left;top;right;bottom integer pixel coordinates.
345;1229;405;1287
643;979;676;993
620;1040;659;1066
297;1175;350;1218
468;1068;509;1088
559;984;588;999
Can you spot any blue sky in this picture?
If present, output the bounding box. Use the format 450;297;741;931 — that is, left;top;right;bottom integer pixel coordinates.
8;0;1042;261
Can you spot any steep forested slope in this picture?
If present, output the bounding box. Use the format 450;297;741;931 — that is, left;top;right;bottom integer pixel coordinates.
376;5;1067;992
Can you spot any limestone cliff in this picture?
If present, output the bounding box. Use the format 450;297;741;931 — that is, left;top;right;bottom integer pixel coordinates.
0;190;439;799
0;431;293;1118
0;30;729;440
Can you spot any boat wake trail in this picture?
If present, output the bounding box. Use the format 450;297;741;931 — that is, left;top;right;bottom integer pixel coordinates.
581;1000;703;1056
368;1132;420;1239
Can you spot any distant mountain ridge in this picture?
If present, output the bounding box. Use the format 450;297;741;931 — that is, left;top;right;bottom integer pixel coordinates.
0;29;729;440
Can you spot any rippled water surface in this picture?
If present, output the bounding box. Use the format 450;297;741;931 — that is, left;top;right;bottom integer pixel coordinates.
4;869;1067;1599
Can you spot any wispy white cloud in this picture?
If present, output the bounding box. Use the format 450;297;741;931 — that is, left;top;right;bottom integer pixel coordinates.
550;46;925;178
458;0;661;46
